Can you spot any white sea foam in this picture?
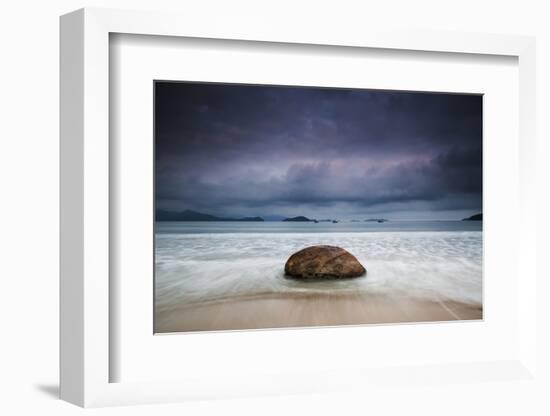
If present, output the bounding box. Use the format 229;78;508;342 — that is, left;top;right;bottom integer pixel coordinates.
155;231;482;312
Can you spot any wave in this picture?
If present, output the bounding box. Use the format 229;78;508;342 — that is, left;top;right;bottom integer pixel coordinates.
155;231;482;312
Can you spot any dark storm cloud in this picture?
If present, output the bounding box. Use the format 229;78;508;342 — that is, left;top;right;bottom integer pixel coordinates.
155;82;482;219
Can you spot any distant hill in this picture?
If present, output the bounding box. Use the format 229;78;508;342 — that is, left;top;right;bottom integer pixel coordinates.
365;218;389;223
262;215;287;221
283;216;312;222
156;209;264;222
237;217;265;222
462;213;482;221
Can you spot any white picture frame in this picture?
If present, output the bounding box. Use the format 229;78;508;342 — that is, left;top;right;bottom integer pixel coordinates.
60;7;537;407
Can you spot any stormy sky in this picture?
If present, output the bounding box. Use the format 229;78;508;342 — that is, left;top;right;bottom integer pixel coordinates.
155;82;482;220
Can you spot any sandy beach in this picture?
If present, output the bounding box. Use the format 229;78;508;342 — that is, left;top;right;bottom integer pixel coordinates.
154;225;482;333
155;292;482;333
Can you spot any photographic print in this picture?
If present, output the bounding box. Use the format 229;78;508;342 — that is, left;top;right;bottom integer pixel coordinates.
154;81;482;333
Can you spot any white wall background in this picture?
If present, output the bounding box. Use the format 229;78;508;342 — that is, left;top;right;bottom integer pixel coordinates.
0;0;548;415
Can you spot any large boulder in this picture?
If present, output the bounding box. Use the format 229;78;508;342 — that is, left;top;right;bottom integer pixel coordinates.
284;245;366;279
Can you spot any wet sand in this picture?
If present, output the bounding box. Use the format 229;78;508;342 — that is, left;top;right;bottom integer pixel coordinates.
154;293;482;333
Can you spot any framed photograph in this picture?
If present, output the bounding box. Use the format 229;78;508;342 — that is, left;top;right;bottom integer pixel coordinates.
153;81;483;334
60;8;538;407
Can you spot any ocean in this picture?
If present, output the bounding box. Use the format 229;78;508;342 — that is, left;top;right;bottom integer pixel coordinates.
155;221;483;316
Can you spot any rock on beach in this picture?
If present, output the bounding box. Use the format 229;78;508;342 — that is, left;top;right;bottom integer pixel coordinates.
284;245;366;279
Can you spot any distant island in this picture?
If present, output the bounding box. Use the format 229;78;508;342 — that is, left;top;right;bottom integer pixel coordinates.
156;209;264;222
262;215;286;221
462;213;482;221
282;216;342;223
155;211;481;223
283;216;312;222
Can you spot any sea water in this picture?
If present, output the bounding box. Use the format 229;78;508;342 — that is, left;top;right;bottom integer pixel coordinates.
155;221;483;313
